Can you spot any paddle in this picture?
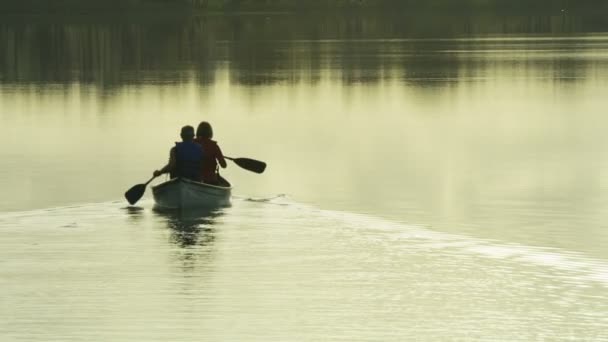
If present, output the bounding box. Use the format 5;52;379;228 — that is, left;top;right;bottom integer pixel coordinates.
124;176;157;205
225;156;266;174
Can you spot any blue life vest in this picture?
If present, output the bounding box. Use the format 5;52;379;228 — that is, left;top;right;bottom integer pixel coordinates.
173;141;204;181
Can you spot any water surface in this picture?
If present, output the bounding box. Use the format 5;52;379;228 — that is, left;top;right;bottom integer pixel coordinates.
1;12;608;341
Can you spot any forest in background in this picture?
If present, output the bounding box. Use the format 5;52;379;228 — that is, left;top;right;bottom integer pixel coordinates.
1;0;607;12
2;11;607;88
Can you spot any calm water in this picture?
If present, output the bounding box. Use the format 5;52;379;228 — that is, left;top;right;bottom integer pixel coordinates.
1;12;608;340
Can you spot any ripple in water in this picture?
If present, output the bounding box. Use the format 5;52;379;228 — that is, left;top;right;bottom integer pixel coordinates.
0;197;607;340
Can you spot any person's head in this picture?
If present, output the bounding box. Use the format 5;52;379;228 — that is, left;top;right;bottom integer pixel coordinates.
180;125;195;142
196;121;213;139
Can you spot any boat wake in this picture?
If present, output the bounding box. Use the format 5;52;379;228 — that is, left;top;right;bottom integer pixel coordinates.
315;209;608;287
235;194;291;204
230;196;608;288
1;196;607;288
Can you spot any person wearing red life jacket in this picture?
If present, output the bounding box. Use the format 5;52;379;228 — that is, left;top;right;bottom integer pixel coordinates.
194;121;227;185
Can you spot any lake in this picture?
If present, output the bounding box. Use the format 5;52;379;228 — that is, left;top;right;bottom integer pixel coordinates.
1;11;608;340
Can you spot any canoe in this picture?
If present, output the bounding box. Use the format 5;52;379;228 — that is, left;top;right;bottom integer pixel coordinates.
152;177;231;209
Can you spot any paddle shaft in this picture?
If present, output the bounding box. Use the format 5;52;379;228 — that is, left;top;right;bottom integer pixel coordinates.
223;156;266;174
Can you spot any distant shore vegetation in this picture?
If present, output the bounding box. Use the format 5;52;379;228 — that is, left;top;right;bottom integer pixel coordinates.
2;0;607;12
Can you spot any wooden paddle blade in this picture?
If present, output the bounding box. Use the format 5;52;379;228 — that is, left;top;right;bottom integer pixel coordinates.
124;183;146;205
232;157;267;174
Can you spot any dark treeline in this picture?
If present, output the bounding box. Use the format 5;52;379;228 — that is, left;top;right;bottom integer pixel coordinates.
1;0;608;12
1;12;608;88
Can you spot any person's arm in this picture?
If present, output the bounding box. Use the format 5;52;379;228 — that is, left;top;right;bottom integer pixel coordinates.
154;147;176;177
216;144;227;168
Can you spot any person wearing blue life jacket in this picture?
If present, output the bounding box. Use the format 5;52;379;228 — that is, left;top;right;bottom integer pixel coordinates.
153;125;204;181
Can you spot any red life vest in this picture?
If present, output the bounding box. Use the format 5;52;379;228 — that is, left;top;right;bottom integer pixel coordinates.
194;137;225;183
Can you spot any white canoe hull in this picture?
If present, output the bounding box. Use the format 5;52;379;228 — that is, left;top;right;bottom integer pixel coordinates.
152;178;231;209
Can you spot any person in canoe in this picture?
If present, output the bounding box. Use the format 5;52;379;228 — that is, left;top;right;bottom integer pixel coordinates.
153;125;204;181
195;121;227;185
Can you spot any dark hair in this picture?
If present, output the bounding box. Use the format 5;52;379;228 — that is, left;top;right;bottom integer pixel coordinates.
196;121;213;139
180;125;195;140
